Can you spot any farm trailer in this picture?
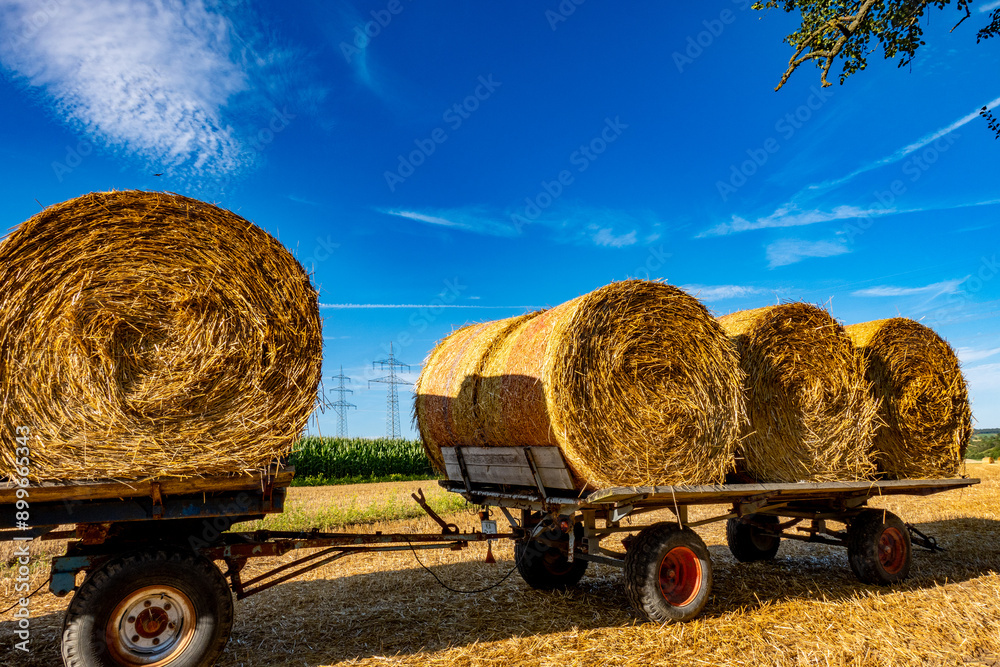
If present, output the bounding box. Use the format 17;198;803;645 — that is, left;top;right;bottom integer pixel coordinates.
0;465;509;666
438;446;979;624
0;450;979;666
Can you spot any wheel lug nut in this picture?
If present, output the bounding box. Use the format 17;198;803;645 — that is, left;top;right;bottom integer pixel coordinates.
164;603;171;611
168;623;176;629
127;616;135;623
132;635;139;642
144;601;151;608
152;638;160;645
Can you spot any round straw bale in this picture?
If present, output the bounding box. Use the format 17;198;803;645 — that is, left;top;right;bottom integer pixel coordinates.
717;303;878;483
0;190;322;481
415;280;745;488
846;318;971;479
413;313;539;473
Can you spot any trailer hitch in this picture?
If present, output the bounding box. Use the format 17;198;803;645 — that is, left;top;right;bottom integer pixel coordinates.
906;523;943;552
412;488;459;535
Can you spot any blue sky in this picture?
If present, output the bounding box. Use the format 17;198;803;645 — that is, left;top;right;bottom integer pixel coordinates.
1;0;998;437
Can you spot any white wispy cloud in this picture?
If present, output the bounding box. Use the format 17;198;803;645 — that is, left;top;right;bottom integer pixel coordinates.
383;204;661;248
703;99;1000;239
980;1;1000;13
382;208;520;237
957;346;1000;364
851;277;968;298
700;204;897;237
320;303;532;309
592;228;637;247
332;2;389;99
964;362;1000;391
807;96;1000;193
0;0;315;179
680;284;769;302
547;204;658;248
766;238;849;268
703;199;1000;238
288;195;321;206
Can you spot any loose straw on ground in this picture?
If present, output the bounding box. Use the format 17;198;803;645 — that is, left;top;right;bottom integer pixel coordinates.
846;318;971;479
0;190;322;481
718;303;878;483
415;280;745;488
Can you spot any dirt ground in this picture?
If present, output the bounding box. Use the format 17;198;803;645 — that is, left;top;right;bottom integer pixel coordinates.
2;466;999;666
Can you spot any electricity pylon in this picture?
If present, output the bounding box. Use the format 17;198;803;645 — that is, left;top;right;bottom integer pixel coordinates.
329;366;356;438
369;343;410;439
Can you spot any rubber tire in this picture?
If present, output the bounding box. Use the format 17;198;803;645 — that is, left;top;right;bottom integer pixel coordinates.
726;514;781;562
847;509;912;585
62;549;234;667
624;523;712;623
514;539;588;590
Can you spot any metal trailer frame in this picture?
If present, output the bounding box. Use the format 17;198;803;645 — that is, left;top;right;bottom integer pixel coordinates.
438;446;980;623
0;466;507;667
0;468;507;599
0;451;980;664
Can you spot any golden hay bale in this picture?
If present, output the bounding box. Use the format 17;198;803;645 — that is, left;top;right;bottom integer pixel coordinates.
717;303;878;483
415;280;745;488
413;314;539;473
0;190;322;481
846;318;971;479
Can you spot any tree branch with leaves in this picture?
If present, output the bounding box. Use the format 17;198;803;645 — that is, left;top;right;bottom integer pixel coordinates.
754;0;998;136
754;0;977;90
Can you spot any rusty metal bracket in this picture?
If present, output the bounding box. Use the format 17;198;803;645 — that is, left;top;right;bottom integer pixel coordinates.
609;504;634;523
498;506;520;531
261;476;275;513
223;557;247;598
412;488;459;535
76;523;111;545
907;523;943;552
735;492;776;517
150;482;163;519
454;447;473;495
523;447;549;501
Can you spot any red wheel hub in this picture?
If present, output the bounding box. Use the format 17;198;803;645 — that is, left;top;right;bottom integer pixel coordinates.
878;527;907;574
134;607;170;639
657;546;702;606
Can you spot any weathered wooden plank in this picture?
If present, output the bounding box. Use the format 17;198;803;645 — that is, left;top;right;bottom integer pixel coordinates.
442;446;574;489
0;465;295;505
441;446;567;468
586;478;978;504
444;462;574;489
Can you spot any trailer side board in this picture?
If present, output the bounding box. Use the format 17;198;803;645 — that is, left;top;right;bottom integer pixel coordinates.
442;446;575;490
0;464;294;505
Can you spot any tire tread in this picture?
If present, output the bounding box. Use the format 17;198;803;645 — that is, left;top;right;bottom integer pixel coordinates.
61;549;233;667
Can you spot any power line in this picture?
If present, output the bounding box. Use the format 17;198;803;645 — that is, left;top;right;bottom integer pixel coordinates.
329;365;356;438
369;342;411;439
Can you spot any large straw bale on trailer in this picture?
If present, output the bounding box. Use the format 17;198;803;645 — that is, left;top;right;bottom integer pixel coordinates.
413;314;539;473
414;280;746;488
846;318;971;478
718;303;878;483
0;190;322;481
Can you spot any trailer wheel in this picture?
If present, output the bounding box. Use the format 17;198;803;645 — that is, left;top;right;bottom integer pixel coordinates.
62;549;233;667
847;509;911;585
624;523;712;623
514;539;588;590
726;514;781;562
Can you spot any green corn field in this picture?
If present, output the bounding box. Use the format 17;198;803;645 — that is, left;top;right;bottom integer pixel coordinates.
290;437;437;485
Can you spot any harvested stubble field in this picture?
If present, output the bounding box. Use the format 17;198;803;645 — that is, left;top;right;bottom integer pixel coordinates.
2;469;1000;667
